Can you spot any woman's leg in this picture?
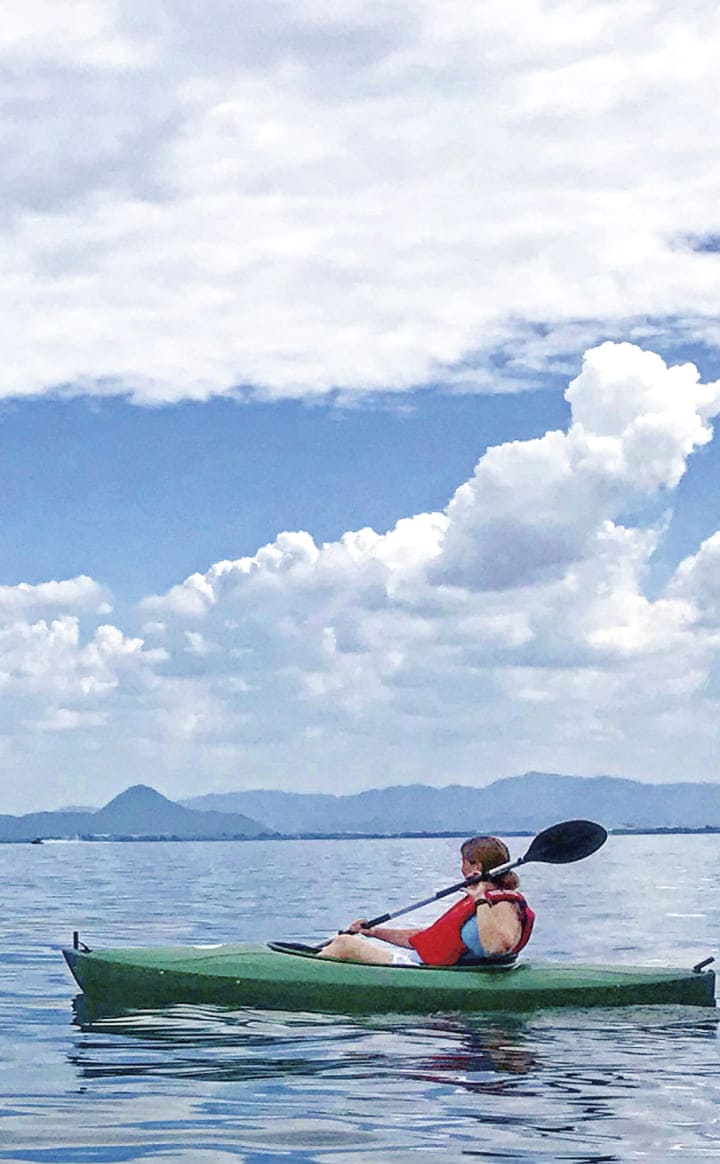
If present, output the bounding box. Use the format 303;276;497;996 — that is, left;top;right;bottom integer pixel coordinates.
318;933;395;964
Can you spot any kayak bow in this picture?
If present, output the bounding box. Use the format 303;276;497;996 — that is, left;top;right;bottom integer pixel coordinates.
62;938;716;1013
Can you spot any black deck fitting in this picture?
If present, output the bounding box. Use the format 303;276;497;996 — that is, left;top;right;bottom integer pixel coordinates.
692;956;715;973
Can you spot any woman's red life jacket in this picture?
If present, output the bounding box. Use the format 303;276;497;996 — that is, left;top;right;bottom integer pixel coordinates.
408;889;535;966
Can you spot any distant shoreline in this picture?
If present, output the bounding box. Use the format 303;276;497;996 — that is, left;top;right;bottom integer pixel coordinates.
17;825;720;844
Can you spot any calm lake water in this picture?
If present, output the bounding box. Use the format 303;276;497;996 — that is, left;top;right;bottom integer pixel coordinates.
1;833;718;1162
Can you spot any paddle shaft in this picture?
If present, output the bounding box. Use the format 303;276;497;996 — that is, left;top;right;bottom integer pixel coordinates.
363;855;523;928
335;819;606;935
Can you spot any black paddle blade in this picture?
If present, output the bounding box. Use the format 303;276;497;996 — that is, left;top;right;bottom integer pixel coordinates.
523;819;607;865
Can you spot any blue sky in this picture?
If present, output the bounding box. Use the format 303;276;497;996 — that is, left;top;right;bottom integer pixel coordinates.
2;376;719;606
0;390;572;601
2;1;720;812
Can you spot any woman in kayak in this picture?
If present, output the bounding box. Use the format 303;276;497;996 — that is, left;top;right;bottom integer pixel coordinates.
319;835;534;967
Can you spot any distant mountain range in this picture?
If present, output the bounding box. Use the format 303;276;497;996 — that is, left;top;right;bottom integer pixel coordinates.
183;772;720;833
5;772;720;843
1;784;268;843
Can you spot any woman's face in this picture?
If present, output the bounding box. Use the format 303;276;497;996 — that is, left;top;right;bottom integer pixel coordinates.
461;852;483;879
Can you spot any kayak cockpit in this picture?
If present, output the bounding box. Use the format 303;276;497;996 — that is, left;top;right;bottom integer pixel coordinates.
266;940;519;971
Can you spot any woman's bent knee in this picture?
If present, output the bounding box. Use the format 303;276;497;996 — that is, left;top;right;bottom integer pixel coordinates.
319;934;358;961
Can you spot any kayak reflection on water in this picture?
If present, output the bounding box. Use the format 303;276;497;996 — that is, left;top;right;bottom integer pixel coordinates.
69;995;537;1087
319;836;535;968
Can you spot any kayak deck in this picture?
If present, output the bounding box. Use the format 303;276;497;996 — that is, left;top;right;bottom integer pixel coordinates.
62;941;716;1013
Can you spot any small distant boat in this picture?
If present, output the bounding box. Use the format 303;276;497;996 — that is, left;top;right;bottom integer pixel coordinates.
30;837;43;845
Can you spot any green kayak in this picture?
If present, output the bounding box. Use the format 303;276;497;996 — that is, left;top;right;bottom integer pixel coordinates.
62;939;716;1013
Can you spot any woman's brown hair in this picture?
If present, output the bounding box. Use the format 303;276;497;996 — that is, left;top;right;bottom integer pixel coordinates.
460;835;519;889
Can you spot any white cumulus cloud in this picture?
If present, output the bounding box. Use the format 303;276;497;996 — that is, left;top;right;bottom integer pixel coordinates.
3;342;720;810
0;575;111;616
435;342;720;589
1;1;720;404
127;342;720;797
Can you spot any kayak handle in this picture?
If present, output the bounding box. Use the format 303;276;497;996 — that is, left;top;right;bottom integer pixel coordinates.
692;956;715;973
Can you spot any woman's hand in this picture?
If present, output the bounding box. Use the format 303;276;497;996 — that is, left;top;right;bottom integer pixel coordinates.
345;918;372;934
464;879;492;904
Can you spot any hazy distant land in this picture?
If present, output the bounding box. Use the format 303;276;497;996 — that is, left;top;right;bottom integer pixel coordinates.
5;772;720;842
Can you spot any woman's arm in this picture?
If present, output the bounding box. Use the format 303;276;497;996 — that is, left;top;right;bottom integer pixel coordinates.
345;919;421;948
363;925;421;948
464;880;523;956
475;900;522;955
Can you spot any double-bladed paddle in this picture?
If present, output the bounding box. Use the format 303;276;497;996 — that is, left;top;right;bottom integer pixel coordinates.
356;818;607;930
269;819;608;954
